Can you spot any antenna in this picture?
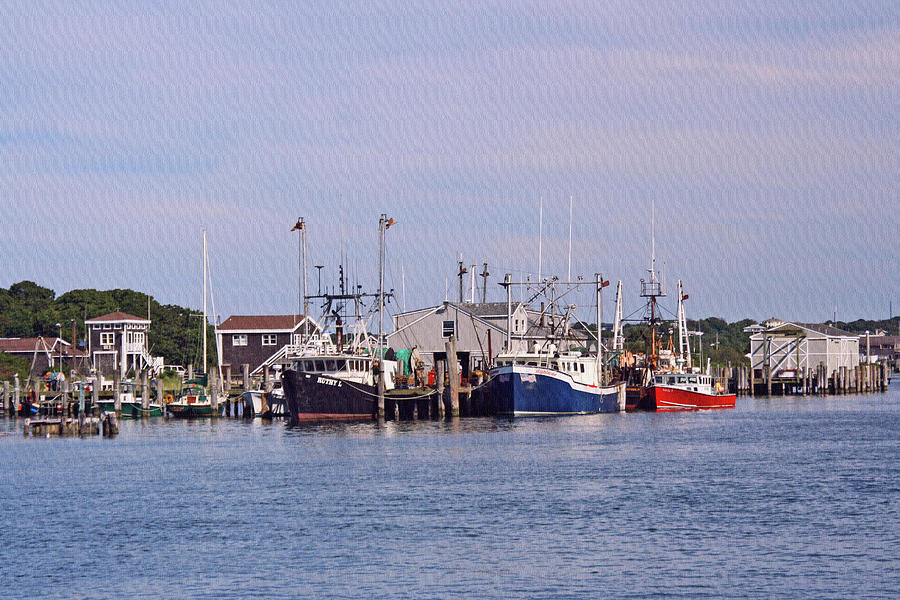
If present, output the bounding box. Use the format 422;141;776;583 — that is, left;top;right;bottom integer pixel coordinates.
567;195;573;283
538;196;543;283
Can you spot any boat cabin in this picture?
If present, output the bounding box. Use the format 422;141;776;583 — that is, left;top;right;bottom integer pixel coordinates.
651;373;719;393
493;352;599;386
292;354;397;389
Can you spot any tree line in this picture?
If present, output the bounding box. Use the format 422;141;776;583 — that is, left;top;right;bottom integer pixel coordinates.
0;281;217;371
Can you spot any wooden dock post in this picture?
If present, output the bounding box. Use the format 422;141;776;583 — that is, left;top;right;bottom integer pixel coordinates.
156;377;164;416
224;365;232;390
435;361;445;418
2;380;8;413
113;370;121;417
141;371;150;416
187;364;193;381
242;364;250;391
13;375;20;416
446;336;460;416
766;364;772;396
210;369;219;414
749;366;755;396
262;367;270;392
91;382;99;414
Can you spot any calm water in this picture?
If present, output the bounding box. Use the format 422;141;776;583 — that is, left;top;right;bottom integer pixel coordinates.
2;384;899;599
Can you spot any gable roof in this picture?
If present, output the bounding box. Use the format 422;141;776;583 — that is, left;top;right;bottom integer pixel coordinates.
451;302;524;318
86;311;149;323
751;320;858;339
0;337;63;352
218;315;310;332
0;337;87;356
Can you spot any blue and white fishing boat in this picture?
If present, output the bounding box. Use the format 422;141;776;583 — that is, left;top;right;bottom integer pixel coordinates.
483;273;625;415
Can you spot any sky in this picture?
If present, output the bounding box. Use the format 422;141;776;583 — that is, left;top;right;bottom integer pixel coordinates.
0;1;897;328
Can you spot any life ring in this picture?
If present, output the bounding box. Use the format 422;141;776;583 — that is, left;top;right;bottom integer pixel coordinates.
164;393;174;404
715;382;724;393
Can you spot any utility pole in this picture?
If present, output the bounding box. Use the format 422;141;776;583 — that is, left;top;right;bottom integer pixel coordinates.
481;263;489;304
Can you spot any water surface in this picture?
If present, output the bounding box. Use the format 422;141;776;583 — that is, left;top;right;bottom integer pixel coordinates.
2;385;898;599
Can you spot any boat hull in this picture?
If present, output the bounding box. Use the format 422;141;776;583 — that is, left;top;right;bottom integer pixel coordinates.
96;401;162;418
484;366;624;415
167;403;215;418
647;386;736;411
282;370;376;421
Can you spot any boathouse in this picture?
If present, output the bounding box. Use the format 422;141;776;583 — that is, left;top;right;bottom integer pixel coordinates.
746;319;859;384
0;336;89;378
217;314;320;376
387;301;589;376
85;312;155;378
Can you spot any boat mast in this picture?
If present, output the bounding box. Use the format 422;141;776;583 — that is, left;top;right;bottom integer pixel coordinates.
567;196;573;283
301;217;308;340
202;229;207;375
677;280;691;371
613;280;624;353
640;198;665;370
504;273;512;352
596;273;603;386
538;196;543;284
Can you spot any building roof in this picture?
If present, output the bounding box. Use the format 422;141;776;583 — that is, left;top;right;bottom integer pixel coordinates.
218;315;310;332
0;337;69;353
451;302;523;318
798;322;857;337
750;320;858;339
86;311;150;323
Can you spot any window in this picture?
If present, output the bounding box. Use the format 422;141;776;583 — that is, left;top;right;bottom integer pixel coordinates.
442;320;455;338
100;332;114;346
580;364;585;373
262;334;277;346
233;334;248;346
103;324;111;329
314;360;325;371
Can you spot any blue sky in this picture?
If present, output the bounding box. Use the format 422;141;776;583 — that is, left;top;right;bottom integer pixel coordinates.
0;1;897;326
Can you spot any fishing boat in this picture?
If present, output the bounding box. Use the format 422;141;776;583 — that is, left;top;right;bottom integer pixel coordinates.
95;380;163;417
483;274;625;415
644;371;736;411
241;383;286;418
167;378;216;418
282;214;434;423
635;279;735;411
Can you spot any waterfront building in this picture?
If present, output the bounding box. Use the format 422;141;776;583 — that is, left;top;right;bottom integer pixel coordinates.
85;312;155;378
387;301;589;378
746;318;859;380
217;314;319;376
0;336;89;377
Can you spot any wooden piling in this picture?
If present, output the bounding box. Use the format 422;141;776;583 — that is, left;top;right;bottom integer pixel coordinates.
446;336;460;416
435;361;445;418
156;378;164;416
2;381;8;412
766;364;772;396
91;382;99;414
141;371;150;416
242;364;250;391
187;364;193;381
210;369;218;414
749;366;755;396
113;370;121;417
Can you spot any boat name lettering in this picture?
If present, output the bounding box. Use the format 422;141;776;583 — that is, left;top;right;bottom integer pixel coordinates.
317;377;342;387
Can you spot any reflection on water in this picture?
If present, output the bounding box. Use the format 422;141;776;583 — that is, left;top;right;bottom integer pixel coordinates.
1;387;899;599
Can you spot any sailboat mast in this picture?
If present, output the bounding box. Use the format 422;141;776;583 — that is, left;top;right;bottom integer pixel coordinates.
203;229;207;375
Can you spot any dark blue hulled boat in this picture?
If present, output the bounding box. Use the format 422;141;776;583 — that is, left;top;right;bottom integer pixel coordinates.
485;353;624;415
483;273;625;416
